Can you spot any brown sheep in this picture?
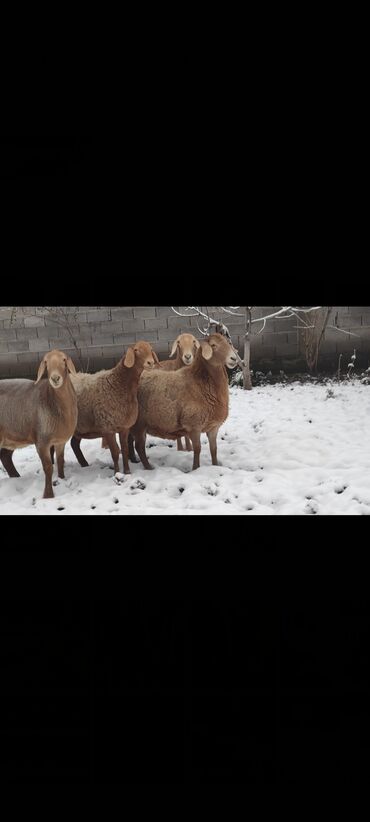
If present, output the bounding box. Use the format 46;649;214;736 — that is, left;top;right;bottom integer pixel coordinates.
159;333;200;371
70;341;157;475
131;333;238;471
102;334;200;460
0;350;78;499
158;333;200;452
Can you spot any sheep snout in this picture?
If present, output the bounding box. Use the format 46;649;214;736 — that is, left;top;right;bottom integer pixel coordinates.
226;354;238;369
49;373;63;388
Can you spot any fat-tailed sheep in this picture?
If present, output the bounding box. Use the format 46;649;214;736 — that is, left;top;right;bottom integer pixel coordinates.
0;350;78;499
159;333;200;452
131;333;237;471
70;341;158;475
101;334;201;459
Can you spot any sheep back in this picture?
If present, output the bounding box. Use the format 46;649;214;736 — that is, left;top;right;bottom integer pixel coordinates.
71;369;139;435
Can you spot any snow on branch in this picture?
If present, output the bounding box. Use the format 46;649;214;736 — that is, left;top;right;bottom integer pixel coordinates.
171;306;325;336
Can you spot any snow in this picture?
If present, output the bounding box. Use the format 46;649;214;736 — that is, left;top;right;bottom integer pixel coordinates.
1;382;370;515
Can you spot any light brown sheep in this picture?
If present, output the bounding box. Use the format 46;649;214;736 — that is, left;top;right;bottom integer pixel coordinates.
159;333;200;371
0;350;78;499
131;333;238;471
101;334;201;459
70;341;157;475
158;333;200;452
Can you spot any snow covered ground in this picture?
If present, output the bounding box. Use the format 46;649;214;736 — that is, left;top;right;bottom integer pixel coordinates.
1;382;369;515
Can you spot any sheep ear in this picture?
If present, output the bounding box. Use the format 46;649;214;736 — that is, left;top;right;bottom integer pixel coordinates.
194;339;201;349
152;350;160;364
201;341;213;361
35;359;47;383
66;356;77;375
170;338;179;358
124;347;135;368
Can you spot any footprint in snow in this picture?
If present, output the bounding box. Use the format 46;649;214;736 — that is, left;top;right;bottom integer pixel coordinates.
205;484;218;496
305;502;318;515
130;479;146;491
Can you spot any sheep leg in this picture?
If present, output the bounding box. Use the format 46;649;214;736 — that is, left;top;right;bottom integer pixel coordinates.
0;448;20;478
55;444;65;479
207;428;220;466
134;430;154;470
71;435;89;468
119;429;131;475
185;436;193;452
129;432;139;463
177;436;193;452
190;430;201;470
102;433;139;465
103;432;121;474
36;444;54;499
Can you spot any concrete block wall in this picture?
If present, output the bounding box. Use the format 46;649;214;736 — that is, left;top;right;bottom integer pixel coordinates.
1;306;370;378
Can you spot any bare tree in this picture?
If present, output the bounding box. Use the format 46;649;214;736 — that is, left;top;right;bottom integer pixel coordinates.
11;306;86;370
171;306;328;389
297;307;333;373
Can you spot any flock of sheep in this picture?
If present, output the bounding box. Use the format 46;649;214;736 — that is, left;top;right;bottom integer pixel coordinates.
0;332;238;499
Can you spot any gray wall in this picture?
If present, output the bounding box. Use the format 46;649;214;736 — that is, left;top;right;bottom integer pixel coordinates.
1;306;370;378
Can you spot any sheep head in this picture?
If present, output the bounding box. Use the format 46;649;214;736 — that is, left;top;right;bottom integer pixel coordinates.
123;341;158;372
35;349;77;388
170;333;200;365
199;333;238;370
